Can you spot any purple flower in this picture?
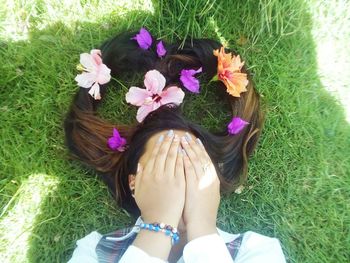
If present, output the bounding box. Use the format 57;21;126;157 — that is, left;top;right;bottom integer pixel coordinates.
131;28;152;50
156;41;167;57
227;117;249;135
107;128;127;151
180;67;202;93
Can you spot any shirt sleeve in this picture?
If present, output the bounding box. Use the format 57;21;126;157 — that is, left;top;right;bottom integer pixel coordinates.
67;231;102;263
234;231;286;263
119;245;167;263
183;234;234;263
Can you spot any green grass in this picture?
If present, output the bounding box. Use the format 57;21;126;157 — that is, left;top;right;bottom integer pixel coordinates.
1;0;349;262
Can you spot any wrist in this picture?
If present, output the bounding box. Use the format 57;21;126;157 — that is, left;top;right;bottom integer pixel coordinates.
142;214;180;228
133;230;172;260
139;222;180;245
186;220;217;241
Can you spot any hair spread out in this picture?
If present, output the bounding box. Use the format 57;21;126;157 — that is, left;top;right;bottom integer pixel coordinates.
64;31;264;217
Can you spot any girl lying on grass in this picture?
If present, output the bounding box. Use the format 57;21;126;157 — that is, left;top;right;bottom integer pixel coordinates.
64;28;286;263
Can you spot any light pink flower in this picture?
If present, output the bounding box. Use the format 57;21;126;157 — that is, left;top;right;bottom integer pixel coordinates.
75;49;111;100
125;70;185;122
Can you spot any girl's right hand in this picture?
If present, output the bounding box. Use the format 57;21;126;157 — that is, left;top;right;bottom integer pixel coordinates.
132;130;185;260
181;133;220;241
134;130;185;227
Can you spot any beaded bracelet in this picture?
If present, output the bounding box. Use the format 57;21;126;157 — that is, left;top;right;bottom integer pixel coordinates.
138;222;180;245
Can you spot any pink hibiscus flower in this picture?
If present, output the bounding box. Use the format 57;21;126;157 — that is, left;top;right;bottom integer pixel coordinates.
125;70;185;122
75;49;111;100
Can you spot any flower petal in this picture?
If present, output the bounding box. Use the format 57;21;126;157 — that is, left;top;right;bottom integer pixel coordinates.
125;87;151;106
160;86;185;105
91;52;102;66
117;147;126;152
90;49;102;56
108;137;119;150
231;55;245;72
180;67;202;93
112;128;121;139
227;117;249;135
156;41;167;57
232;72;249;87
225;73;249;97
75;72;97;88
79;53;97;72
144;70;166;95
96;64;111;84
117;144;127;152
152;101;161;111
132;28;152;50
88;82;101;100
136;104;154;122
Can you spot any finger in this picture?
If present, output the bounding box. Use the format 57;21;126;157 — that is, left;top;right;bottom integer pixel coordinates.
183;148;199;181
143;133;165;174
154;129;175;174
164;134;180;178
181;135;207;178
193;136;217;180
195;137;211;160
174;146;185;180
184;132;211;165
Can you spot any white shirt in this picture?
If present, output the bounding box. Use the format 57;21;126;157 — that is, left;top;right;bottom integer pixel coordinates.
68;218;286;263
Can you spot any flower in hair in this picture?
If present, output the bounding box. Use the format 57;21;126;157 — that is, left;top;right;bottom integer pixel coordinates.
108;128;127;151
131;28;152;50
75;49;111;100
156;40;167;57
125;70;185;122
180;67;202;93
227;117;249;135
213;47;248;97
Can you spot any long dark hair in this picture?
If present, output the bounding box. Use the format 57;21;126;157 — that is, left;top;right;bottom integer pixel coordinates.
64;31;264;216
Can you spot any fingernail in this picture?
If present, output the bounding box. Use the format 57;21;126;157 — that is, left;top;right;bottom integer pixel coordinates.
178;147;182;154
173;134;179;141
196;138;203;146
157;134;164;143
167;129;174;137
185;132;192;141
181;136;188;144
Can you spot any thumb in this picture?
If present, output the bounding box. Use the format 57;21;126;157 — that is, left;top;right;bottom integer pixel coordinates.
135;163;143;188
137;163;142;173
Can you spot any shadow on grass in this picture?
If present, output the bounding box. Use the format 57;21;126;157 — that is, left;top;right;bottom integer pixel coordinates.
0;1;348;262
0;9;152;263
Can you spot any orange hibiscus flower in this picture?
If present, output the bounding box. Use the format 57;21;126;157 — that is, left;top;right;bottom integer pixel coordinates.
213;47;249;97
